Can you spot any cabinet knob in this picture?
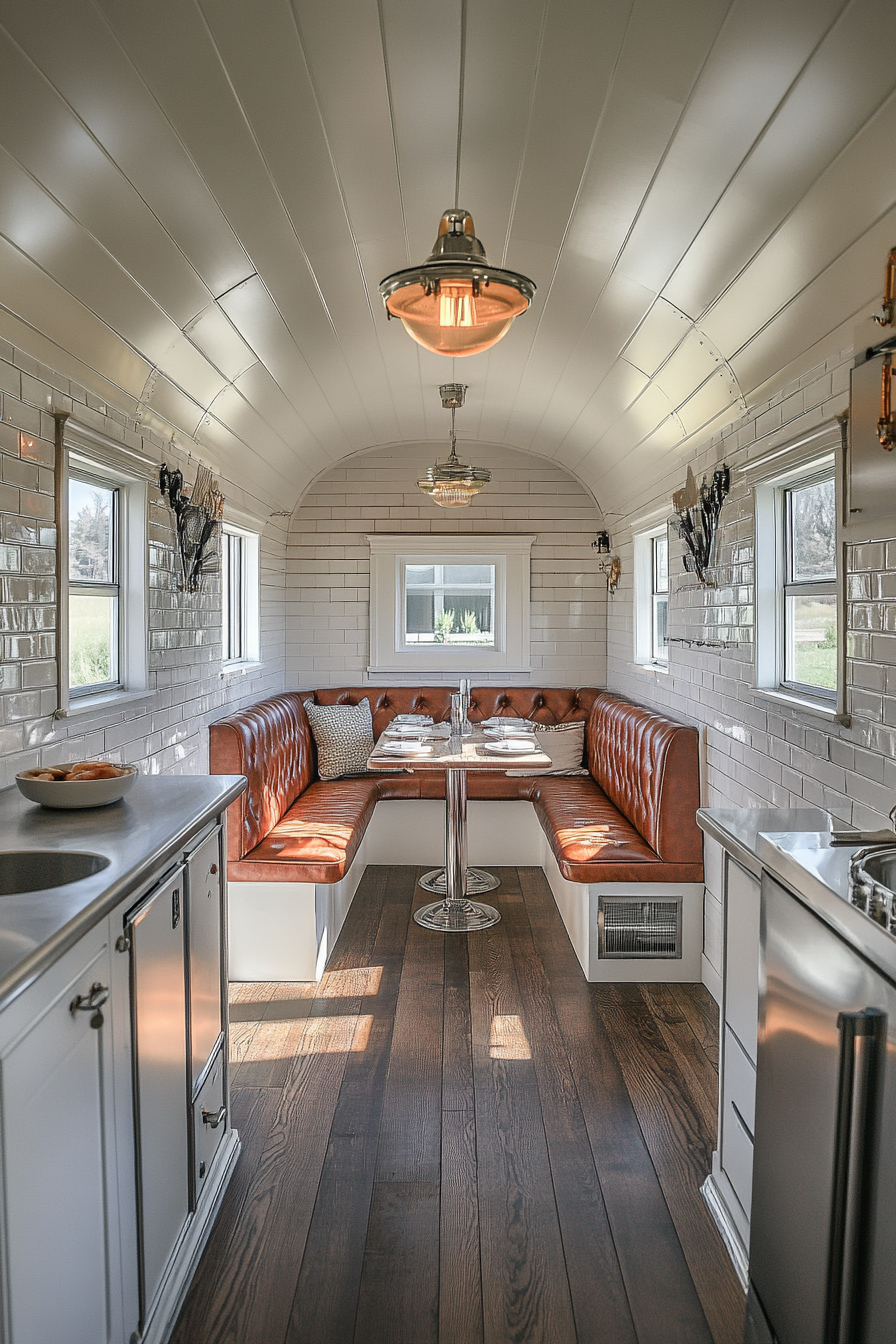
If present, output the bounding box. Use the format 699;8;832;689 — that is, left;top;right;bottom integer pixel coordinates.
70;982;109;1029
209;864;218;875
201;1105;226;1130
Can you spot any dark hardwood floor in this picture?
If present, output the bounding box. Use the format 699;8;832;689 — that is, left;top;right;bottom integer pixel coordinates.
171;866;745;1344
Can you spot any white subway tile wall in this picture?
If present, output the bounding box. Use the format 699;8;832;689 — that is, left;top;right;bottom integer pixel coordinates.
0;341;286;788
285;443;607;689
606;346;896;833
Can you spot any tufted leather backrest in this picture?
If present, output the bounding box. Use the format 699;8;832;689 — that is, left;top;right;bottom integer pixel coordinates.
209;693;314;861
467;687;600;724
303;686;601;737
304;687;454;739
587;692;701;863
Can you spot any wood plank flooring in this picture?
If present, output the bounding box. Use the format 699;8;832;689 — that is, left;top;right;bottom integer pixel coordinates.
171;866;744;1344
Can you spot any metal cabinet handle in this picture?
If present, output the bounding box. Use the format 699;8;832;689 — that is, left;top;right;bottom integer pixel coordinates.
70;982;109;1029
825;1007;887;1344
201;1105;226;1129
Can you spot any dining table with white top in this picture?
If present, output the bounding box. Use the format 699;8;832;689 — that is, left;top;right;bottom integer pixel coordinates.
367;719;552;932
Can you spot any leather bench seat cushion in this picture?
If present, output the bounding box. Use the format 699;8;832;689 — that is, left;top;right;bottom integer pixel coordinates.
533;777;704;884
229;779;379;884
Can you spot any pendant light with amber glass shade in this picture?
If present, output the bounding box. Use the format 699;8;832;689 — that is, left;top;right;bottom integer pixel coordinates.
378;6;535;357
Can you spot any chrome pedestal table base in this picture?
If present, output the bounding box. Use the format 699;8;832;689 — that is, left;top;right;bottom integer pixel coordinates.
414;765;500;932
418;867;500;896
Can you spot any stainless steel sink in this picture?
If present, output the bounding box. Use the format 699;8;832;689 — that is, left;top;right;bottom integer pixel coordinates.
849;846;896;934
0;851;110;897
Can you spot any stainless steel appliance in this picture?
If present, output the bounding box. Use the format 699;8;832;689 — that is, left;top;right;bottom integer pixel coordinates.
747;870;896;1344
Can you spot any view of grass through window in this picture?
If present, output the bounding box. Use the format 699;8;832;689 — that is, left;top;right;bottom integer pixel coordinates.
69;477;118;690
784;476;836;693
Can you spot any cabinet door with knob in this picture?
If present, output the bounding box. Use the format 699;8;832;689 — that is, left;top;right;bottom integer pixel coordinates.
0;930;122;1344
185;828;224;1088
125;866;190;1329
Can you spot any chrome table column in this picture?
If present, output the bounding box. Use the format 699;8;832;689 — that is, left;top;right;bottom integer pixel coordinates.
414;765;501;931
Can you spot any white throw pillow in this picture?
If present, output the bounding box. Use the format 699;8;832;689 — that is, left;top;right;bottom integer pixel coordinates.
304;698;375;779
505;720;588;777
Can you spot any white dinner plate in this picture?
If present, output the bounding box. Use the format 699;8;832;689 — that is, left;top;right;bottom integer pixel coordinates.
376;741;434;755
477;739;539;756
384;724;447;737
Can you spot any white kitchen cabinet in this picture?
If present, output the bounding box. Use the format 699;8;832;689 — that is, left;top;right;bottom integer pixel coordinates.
0;925;125;1344
702;851;761;1290
0;810;239;1344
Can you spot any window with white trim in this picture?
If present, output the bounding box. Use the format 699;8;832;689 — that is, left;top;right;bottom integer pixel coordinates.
367;534;534;674
634;522;670;668
221;524;260;665
62;445;148;709
754;447;843;714
781;471;837;696
68;470;120;695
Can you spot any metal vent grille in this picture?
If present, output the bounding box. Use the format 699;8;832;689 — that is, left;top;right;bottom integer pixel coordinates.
597;896;682;959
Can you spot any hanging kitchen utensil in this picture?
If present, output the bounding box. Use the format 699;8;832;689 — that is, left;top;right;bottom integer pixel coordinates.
159;461;224;593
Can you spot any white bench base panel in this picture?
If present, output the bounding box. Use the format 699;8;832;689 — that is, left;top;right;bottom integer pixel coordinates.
227;800;707;986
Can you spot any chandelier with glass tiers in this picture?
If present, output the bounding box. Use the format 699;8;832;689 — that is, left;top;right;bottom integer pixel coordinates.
416;384;490;508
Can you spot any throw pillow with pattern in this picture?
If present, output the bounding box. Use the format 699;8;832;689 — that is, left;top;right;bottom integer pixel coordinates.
304;698;375;780
505;720;588;777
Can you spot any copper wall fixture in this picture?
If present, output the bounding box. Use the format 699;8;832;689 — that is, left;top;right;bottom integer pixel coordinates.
873;248;896;449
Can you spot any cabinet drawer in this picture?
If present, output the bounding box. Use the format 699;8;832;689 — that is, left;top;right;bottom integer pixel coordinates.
193;1047;227;1206
721;1027;756;1218
725;858;760;1063
723;1026;756;1135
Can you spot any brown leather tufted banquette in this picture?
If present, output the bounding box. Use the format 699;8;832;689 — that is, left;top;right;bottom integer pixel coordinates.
209;687;702;887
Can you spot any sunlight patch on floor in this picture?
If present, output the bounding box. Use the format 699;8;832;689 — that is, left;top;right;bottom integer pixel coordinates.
489;1014;532;1060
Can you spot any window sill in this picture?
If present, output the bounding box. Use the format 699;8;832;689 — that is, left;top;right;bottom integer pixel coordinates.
221;661;263;679
753;686;850;727
633;660;670;676
56;688;155;721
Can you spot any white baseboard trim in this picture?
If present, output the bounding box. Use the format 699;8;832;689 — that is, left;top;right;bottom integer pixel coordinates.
701;1171;749;1292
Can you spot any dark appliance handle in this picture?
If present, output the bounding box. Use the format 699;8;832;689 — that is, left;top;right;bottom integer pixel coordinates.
824;1007;887;1344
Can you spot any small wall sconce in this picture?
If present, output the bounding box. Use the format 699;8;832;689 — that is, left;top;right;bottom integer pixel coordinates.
592;530;611;553
597;555;621;594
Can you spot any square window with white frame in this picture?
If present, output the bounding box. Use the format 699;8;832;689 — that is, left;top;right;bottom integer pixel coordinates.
221;524;260;665
367;534;534;674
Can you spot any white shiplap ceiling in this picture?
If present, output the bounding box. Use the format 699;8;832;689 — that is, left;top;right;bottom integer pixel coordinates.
0;0;894;514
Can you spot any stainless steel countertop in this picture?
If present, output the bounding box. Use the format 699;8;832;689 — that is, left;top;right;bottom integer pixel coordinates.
696;807;833;877
697;806;896;983
0;774;245;1012
756;831;896;984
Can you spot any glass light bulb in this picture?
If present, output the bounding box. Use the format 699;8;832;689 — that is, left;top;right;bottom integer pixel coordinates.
438;282;477;329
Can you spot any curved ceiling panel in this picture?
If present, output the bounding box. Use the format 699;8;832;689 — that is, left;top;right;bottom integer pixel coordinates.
0;0;892;518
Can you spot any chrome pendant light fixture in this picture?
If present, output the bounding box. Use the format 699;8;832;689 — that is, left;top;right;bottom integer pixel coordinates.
378;5;535;357
417;384;490;507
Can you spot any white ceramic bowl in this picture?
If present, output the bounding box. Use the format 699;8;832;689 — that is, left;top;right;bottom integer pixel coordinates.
16;765;139;809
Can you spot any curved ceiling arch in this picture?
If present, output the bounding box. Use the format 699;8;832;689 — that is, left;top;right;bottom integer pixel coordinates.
0;0;892;519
